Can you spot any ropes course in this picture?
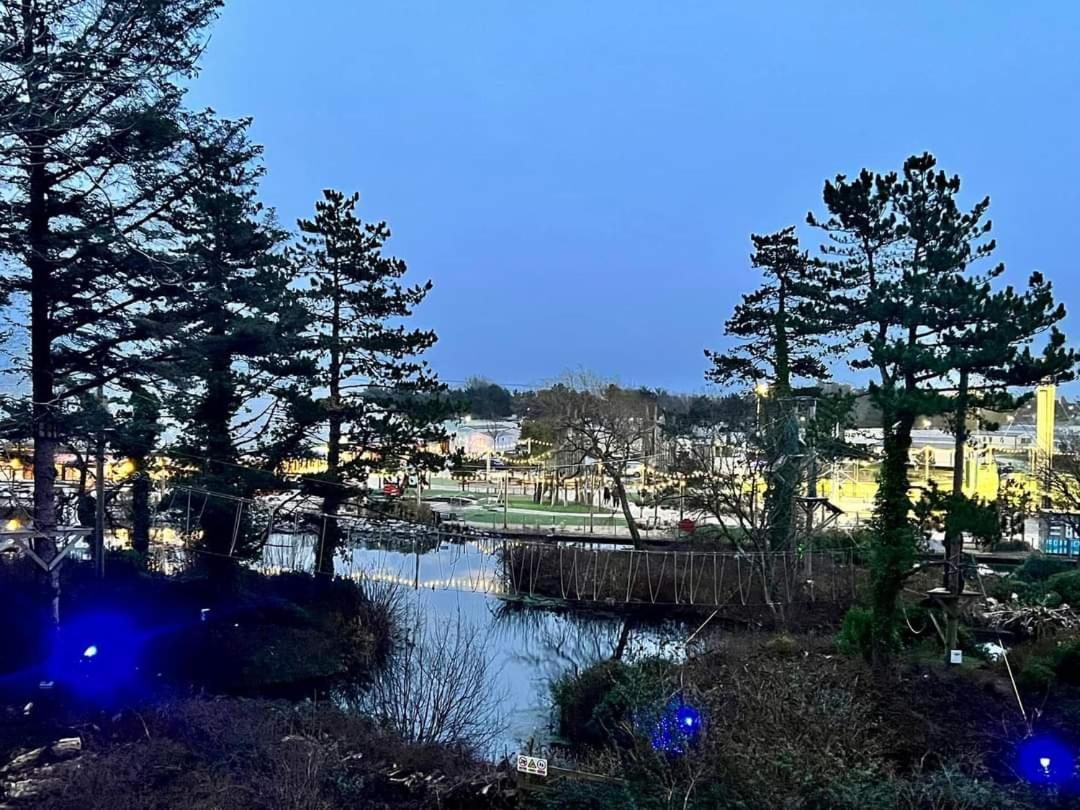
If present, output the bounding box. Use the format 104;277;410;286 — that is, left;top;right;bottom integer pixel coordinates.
143;484;861;610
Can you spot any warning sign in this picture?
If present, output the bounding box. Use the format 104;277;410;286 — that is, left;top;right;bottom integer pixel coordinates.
516;755;548;777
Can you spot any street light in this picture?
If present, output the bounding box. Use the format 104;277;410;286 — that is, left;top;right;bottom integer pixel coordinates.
754;382;770;428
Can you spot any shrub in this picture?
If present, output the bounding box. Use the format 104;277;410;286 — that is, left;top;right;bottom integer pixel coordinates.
1046;570;1080;605
1052;640;1080;687
1013;555;1073;583
836;606;874;658
552;660;630;746
764;632;799;656
540;780;636;810
1016;657;1056;693
552;658;673;748
811;528;873;561
814;766;1035;810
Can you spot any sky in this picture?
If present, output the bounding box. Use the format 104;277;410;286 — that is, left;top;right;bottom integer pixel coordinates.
186;1;1080;394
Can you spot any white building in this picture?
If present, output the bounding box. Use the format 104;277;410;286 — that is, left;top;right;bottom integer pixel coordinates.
445;419;521;457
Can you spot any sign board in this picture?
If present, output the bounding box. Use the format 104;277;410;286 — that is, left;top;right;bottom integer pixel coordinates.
949;649;963;665
516;755;548;777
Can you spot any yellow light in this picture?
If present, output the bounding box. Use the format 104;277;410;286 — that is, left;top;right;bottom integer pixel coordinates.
755;382;770;397
6;518;21;530
118;459;137;477
8;457;22;471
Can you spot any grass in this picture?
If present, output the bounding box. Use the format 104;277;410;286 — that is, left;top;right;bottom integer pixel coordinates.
466;510;628;529
425;486;620;516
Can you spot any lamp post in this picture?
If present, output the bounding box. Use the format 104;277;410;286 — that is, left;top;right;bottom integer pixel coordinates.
754;382;770;430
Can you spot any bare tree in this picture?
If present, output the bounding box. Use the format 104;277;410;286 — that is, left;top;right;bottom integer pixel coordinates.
666;434;809;620
534;373;656;548
358;609;506;755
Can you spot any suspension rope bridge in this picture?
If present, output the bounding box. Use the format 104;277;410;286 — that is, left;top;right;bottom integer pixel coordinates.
143;484;861;610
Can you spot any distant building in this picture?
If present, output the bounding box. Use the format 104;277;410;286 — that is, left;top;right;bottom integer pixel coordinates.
444;419;520;457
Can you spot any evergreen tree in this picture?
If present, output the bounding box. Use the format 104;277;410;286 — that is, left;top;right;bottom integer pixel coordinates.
111;386;163;558
805;153;1064;661
706;227;830;553
294;189;450;575
165;117;312;564
706;226;828;393
0;0;222;556
933;270;1075;651
461;378;514;419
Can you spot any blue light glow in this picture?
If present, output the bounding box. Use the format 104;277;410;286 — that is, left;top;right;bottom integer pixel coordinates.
676;705;701;732
48;612;144;702
642;697;704;756
1017;736;1075;786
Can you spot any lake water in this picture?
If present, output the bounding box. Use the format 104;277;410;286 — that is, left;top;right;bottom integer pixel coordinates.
263;528;688;756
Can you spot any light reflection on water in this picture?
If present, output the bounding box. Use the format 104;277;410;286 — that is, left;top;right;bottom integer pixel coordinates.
263;532;686;754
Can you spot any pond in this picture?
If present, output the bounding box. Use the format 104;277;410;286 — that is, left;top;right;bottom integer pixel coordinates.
263;527;690;756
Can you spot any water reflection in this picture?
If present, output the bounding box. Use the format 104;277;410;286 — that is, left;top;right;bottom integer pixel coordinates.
263;531;688;755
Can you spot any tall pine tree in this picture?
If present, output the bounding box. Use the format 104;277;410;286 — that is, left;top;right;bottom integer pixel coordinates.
295;190;450;575
165;116;312;565
706;227;830;553
0;0;222;556
933;270;1075;653
807;153;1053;660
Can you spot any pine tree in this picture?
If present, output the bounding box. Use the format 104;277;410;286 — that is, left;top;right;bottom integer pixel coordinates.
111;386;163;558
806;153;1051;661
706;227;830;552
933;270;1075;652
294;189;450;575
0;0;222;557
706;227;828;394
165;117;313;564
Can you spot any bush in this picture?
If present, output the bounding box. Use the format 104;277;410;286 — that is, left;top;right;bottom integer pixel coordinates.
552;658;673;748
811;528;873;561
836;606;874;658
764;633;799;656
1013;555;1073;583
1016;657;1057;693
552;660;630;747
814;766;1036;810
17;697;490;810
540;780;636;809
1046;570;1080;605
1052;640;1080;687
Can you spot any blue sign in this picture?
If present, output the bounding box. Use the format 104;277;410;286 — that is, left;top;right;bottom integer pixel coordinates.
1044;537;1080;556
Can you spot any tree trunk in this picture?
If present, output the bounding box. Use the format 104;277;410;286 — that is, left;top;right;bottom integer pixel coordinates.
870;405;917;665
608;468;642;549
612;619;633;660
943;368;969;660
131;466;151;557
316;265;344;579
28;133;57;557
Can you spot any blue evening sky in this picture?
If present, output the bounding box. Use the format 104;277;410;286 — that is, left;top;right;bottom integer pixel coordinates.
187;1;1080;393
